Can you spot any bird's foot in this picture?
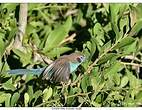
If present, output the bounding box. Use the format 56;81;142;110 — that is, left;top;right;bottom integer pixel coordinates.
61;80;71;93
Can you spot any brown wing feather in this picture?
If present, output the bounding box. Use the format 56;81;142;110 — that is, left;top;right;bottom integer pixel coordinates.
42;53;83;82
50;61;70;82
42;58;70;82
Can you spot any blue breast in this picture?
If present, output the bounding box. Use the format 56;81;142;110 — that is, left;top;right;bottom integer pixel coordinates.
69;62;81;73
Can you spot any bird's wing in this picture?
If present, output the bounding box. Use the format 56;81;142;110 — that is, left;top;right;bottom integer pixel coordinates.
51;62;70;82
42;60;70;82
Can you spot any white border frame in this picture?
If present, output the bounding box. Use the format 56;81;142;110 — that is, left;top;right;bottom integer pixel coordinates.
0;0;142;3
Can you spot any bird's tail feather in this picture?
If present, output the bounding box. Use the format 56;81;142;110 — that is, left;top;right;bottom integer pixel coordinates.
7;68;45;76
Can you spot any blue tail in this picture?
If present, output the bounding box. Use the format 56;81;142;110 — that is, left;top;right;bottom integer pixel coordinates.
7;67;46;76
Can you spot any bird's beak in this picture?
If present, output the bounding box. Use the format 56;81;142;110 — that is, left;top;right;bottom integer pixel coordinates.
82;55;86;62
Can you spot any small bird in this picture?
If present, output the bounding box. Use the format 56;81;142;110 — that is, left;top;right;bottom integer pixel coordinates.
7;53;85;83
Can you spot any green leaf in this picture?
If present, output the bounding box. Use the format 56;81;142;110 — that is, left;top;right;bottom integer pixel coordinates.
13;48;32;66
31;32;41;47
32;90;42;106
129;5;138;27
129;19;142;36
112;36;135;50
24;93;30;106
93;23;105;46
0;92;12;106
98;53;119;65
136;4;142;19
28;4;42;11
91;77;99;91
130;4;142;22
27;85;34;103
109;4;121;40
78;97;84;103
89;37;96;58
43;87;53;102
113;72;121;86
95;93;103;104
120;76;129;88
126;69;140;89
91;101;101;107
2;4;17;13
0;32;5;58
122;40;138;54
25;74;35;83
7;27;17;41
39;26;52;49
43;16;72;52
5;93;11;107
91;76;105;95
10;92;20;106
105;61;123;77
46;47;72;58
126;69;141;99
100;40;111;55
135;91;142;105
119;14;129;34
124;97;136;107
2;78;16;91
81;74;91;92
0;93;7;104
67;87;81;106
76;9;83;24
29;21;44;29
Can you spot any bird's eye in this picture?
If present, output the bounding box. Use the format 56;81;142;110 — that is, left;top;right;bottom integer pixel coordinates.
80;56;83;60
76;57;82;63
76;56;85;63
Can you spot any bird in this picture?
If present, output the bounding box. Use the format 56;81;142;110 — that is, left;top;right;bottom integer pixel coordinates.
7;53;85;83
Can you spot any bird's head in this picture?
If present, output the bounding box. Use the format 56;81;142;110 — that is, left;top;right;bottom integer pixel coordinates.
68;52;86;64
67;53;85;73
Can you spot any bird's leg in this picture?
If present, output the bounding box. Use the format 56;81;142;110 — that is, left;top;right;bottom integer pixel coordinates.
67;79;71;86
61;80;71;93
71;74;83;86
61;81;66;93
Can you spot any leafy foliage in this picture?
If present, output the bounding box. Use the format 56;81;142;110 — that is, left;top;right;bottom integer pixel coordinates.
0;3;142;107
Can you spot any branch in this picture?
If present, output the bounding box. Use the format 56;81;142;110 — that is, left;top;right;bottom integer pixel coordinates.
120;62;142;67
13;3;28;49
5;4;28;55
71;74;83;86
30;43;53;65
59;33;76;46
121;55;142;63
36;91;92;107
64;9;78;17
86;33;131;74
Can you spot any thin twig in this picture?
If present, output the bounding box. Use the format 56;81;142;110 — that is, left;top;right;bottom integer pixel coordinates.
65;9;78;17
120;62;142;67
121;55;142;63
67;92;92;98
40;54;53;64
59;33;76;46
33;5;68;11
36;98;60;107
71;74;83;86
